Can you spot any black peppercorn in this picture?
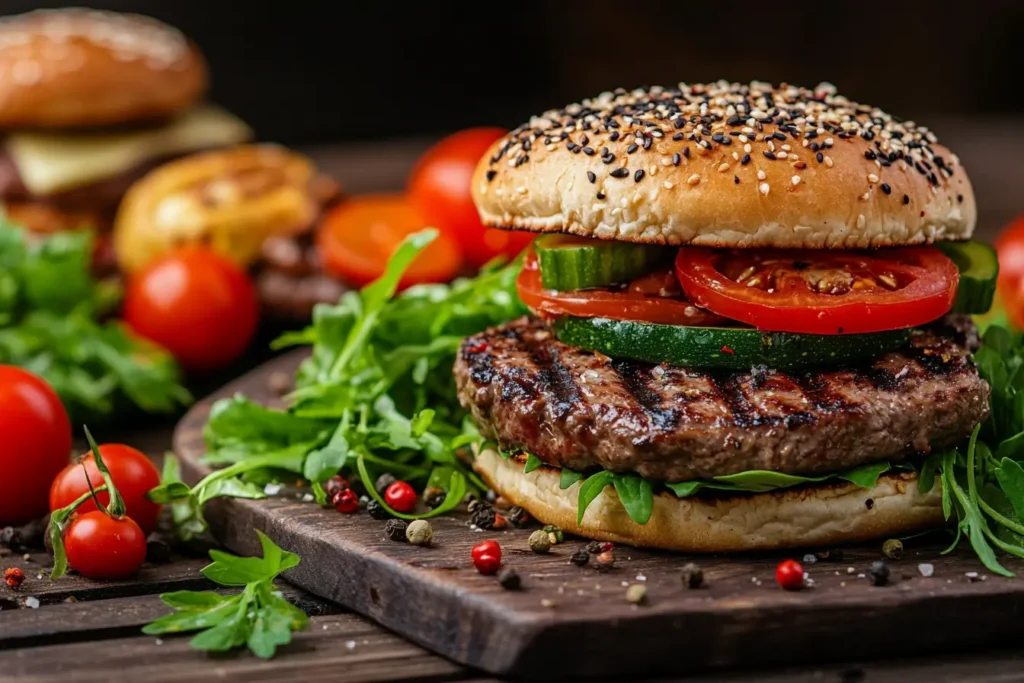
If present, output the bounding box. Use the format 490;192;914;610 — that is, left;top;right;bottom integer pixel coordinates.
424;492;447;509
867;560;890;586
681;563;704;589
497;568;521;590
507;506;532;528
467;499;485;514
366;499;391;520
469;502;497;530
585;541;604;554
375;473;397;495
570;549;590;567
384;518;408;542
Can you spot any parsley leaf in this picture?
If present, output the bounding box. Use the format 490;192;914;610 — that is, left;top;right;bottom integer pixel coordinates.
143;531;308;659
0;220;189;420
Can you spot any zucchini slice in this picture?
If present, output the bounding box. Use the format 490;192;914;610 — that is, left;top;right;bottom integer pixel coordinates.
935;240;998;314
552;316;912;370
534;235;670;290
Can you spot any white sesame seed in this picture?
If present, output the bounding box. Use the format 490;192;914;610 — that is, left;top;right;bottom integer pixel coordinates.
791;175;801;185
861;192;870;200
777;151;788;160
743;143;752;154
663;181;674;189
868;173;879;183
824;156;834;167
759;182;770;196
687;174;700;185
824;137;834;146
717;162;729;172
757;170;766;180
515;186;528;194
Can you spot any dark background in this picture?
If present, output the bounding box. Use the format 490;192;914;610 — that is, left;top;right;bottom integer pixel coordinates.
3;0;1024;144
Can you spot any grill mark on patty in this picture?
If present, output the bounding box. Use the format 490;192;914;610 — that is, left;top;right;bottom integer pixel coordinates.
527;339;582;422
794;372;851;412
610;360;679;435
709;373;760;428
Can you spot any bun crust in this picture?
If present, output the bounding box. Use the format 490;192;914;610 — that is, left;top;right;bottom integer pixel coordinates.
472;83;975;249
0;9;206;128
475;448;944;552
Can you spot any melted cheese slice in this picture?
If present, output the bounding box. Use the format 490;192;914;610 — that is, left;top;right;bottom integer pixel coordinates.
5;105;253;196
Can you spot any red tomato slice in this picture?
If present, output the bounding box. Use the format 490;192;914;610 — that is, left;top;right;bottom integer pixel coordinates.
674;247;959;334
317;194;462;289
516;252;728;326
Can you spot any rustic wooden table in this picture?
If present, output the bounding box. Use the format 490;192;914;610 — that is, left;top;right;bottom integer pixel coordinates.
3;127;1024;682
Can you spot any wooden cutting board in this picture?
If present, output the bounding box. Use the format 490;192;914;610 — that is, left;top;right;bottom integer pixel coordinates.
174;350;1024;679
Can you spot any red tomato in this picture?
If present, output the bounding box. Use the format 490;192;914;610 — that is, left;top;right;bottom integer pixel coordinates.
516;252;727;326
50;444;162;535
0;366;72;526
124;246;259;373
316;194;462;289
675;247;959;335
408;127;533;267
996;216;1024;328
64;511;147;579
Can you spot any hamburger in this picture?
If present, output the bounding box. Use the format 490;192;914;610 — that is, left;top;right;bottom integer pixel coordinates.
455;82;996;551
0;8;251;241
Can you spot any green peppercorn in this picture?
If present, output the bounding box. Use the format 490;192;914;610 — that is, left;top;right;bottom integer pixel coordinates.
542;524;564;544
406;520;433;546
882;538;903;560
528;529;552;554
625;584;647;605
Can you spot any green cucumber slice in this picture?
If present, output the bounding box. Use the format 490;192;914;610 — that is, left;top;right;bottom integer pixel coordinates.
552;317;911;370
534;235;670;290
935;240;998;314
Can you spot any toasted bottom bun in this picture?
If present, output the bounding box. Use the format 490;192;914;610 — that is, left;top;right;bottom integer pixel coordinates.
474;448;945;552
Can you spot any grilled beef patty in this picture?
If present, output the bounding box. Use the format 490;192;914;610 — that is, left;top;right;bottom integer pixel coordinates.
455;316;990;482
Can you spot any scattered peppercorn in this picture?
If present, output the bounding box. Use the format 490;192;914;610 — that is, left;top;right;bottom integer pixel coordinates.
424;491;447;509
405;520;433;546
384;481;417;514
469;502;497;530
366;499;391;520
882;539;904;560
775;559;805;590
570;549;590;567
594;550;615;572
492;513;509;530
324;475;349;499
374;473;397;495
867;560;890;586
384;519;408;542
625;584;647;605
528;530;552;554
586;541;613;554
543;525;564;545
497;567;521;590
4;567;24;589
467;499;486;514
681;562;704;589
332;488;359;514
421;486;444;506
506;506;532;528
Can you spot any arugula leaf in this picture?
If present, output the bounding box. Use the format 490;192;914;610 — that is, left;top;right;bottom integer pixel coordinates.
143;532;307;659
995;458;1024;522
524;453;543;473
576;471;615;525
0;220;189;420
612;474;654;525
559;468;584;490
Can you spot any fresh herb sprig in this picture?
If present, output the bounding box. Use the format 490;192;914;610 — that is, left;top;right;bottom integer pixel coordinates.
928;324;1024;576
0;220;190;419
142;530;308;659
151;229;525;536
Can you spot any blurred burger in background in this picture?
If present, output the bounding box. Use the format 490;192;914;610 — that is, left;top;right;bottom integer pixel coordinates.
0;8;253;266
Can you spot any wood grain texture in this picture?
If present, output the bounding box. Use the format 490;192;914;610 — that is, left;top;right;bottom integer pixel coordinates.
173;349;1024;679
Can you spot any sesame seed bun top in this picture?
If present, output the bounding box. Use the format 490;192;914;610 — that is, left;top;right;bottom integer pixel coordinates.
0;8;207;128
471;82;976;249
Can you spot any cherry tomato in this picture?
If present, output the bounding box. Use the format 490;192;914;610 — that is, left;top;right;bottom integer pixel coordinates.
384;481;417;513
316;194;462;289
408;128;534;267
49;443;162;535
63;510;147;579
996;216;1024;328
0;366;72;526
332;489;359;514
775;559;805;590
516;252;727;326
675;246;959;334
471;540;502;564
124;246;259;373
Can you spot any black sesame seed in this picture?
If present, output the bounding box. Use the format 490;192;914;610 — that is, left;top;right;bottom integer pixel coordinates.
610;131;620;142
741;154;751;165
567;142;579;152
881;183;891;195
683;147;691;159
634;169;645;182
763;151;776;160
627;143;639;154
587;171;596;183
903;194;910;205
816;152;824;163
580;134;589;146
602;154;615;164
773;132;786;141
810;142;820;152
610;167;629;178
596;191;606;200
672;132;684;141
727;115;742;126
672;153;681;166
957;194;964;203
485;170;497;182
712;133;725;143
865;150;876;160
733;175;740;184
643;136;652;150
583;147;595;156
